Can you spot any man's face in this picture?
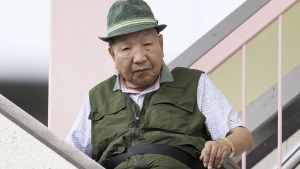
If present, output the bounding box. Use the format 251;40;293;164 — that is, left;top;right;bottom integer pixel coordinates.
109;28;164;91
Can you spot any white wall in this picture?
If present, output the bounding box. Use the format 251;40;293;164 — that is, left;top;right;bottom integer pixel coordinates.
0;0;49;83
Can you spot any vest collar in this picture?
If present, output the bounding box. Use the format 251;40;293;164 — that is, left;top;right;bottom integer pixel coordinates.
113;62;174;92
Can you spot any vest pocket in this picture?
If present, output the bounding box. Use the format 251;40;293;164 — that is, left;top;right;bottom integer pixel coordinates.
142;95;195;134
89;95;128;128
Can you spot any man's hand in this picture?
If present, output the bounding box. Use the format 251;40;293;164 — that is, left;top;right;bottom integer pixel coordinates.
199;140;231;169
200;127;253;168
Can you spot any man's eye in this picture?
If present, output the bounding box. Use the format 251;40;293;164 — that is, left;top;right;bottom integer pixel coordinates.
122;47;130;51
145;43;152;46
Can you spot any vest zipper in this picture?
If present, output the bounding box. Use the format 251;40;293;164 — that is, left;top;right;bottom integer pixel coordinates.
131;104;140;168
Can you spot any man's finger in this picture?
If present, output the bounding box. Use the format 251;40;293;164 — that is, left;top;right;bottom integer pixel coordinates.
213;145;225;168
201;142;213;167
217;150;228;168
207;144;219;169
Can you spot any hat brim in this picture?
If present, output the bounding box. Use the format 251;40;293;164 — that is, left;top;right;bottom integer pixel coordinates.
99;24;167;42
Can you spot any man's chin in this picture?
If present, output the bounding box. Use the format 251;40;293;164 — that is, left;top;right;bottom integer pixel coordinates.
133;79;155;88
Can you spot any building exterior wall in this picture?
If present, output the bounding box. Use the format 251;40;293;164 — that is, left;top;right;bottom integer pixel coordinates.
49;0;115;138
209;2;300;112
0;113;77;169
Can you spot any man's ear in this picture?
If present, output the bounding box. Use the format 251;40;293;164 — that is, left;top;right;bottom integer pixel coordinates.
108;47;115;61
158;34;163;50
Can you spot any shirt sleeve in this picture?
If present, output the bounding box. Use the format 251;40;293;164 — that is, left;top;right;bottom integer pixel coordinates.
65;95;93;158
197;73;245;140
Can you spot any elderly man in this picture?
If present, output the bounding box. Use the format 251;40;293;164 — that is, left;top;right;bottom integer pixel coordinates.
66;0;253;168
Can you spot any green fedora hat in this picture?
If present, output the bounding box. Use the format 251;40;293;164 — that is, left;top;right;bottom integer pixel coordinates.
99;0;167;42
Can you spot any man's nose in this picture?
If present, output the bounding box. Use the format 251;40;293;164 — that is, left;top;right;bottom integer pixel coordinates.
132;46;147;63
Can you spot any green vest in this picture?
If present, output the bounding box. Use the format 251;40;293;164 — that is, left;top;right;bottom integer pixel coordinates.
89;67;210;167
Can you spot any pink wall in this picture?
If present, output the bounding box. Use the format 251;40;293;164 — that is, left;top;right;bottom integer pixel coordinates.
49;0;115;138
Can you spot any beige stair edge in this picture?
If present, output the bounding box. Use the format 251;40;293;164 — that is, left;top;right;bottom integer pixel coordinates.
0;94;104;169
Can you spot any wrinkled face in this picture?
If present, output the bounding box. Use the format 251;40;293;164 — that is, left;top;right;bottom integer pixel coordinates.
109;28;164;91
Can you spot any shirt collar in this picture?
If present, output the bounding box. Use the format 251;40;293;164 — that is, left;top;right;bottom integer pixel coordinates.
113;62;174;92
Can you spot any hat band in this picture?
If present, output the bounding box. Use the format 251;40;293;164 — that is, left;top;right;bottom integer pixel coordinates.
107;18;157;35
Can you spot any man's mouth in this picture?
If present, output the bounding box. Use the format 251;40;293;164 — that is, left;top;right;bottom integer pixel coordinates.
134;69;149;73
